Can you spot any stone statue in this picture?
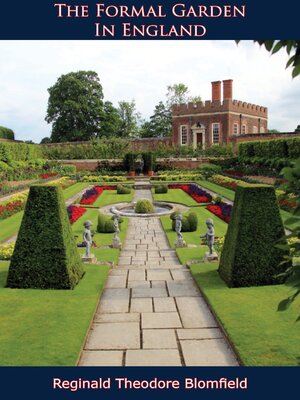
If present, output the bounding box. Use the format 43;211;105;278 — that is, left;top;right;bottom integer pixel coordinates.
83;220;93;257
175;214;183;239
139;158;144;175
200;218;218;261
112;215;122;249
174;214;187;248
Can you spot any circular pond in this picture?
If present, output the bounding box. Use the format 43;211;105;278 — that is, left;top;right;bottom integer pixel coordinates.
110;201;175;217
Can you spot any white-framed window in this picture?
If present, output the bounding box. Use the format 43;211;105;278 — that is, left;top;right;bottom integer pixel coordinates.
233;123;239;135
180;125;188;145
212;123;220;143
260;126;265;133
253;126;258;133
242;124;247;134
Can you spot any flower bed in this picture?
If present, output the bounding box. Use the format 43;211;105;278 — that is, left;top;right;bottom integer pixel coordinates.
0;193;28;221
206;202;232;223
39;173;59;179
80;185;116;205
223;170;244;178
0;242;15;260
67;205;87;224
168;183;212;203
209;174;243;191
80;175;124;182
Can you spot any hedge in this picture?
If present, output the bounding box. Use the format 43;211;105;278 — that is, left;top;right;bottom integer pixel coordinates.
219;183;291;287
6;185;84;289
97;212;123;233
171;211;198;232
154;184;168;194
117;184;131;194
0;142;42;162
0;126;14;140
238;138;300;159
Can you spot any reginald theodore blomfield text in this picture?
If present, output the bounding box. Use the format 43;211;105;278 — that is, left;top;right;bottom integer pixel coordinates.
53;377;248;391
53;3;246;38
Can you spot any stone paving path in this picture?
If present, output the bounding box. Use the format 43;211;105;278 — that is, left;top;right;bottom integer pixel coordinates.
78;187;239;366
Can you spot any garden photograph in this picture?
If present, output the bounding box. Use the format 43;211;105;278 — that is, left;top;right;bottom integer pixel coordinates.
0;40;299;367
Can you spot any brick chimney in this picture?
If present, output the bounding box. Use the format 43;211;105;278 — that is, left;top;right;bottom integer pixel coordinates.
223;79;233;100
211;81;221;102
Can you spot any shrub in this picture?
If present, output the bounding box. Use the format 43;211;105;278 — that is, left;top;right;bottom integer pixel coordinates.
198;163;222;178
155;184;168;194
171;211;198;232
59;164;77;175
123;152;137;172
6;185;84;289
0;126;14;140
97;212;123;233
213;196;223;205
117;184;131;194
219;183;291;287
135;199;154;214
142;152;156;172
0;142;42;163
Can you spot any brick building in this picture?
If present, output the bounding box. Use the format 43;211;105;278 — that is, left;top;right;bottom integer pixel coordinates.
172;80;268;148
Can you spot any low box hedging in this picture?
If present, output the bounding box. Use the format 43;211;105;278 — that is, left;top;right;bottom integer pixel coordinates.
6;185;84;289
219;183;291;287
170;211;198;232
154;184;168;194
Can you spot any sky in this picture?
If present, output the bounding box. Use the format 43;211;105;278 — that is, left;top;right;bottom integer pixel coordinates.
0;40;299;143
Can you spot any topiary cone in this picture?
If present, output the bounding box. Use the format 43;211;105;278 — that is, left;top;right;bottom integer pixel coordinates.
6;185;84;289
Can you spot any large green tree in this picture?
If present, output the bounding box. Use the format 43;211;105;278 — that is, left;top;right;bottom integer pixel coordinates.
45;71;104;142
99;101;121;138
117;100;140;138
166;83;190;108
140;101;172;138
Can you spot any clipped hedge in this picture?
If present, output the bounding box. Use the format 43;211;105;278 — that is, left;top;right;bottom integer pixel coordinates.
135;199;154;214
117;184;131;194
6;185;84;289
97;212;123;233
0;126;14;140
154;184;168;194
219;183;291;287
171;211;198;232
238;138;300;160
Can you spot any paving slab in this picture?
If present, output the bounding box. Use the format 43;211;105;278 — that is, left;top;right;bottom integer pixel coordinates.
127;281;150;289
95;313;140;323
128;270;145;281
105;275;127;288
142;312;182;329
86;322;140;350
143;329;177;349
79;350;123;366
126;349;182;366
180;339;238;366
130;298;153;313
177;328;223;340
99;289;130;313
132;287;168;298
153;297;177;312
176;297;218;328
167;280;200;297
147;270;172;281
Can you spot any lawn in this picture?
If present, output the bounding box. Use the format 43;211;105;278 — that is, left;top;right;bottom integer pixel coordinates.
197;180;235;201
77;247;120;265
63;182;91;201
160;206;228;248
89;189;134;208
0;212;24;242
0;261;110;366
188;261;300;366
152;188;199;206
72;207;129;247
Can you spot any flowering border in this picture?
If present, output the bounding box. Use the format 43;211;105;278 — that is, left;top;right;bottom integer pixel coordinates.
168;183;212;203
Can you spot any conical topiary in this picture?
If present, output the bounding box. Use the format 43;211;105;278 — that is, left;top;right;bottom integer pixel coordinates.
6;185;84;289
219;183;291;287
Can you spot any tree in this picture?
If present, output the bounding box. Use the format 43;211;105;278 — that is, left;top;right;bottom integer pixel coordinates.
117;100;140;138
40;137;51;144
99;101;121;138
141;101;172;138
45;71;104;142
166;83;190;108
237;40;300;78
268;129;280;134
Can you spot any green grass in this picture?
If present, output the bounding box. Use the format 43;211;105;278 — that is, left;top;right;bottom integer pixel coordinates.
160;206;228;248
78;247;120;265
176;247;207;264
72;207;129;246
90;190;134;208
0;212;24;242
152;188;199;206
197;180;235;201
190;262;300;366
0;261;109;366
63;182;91;201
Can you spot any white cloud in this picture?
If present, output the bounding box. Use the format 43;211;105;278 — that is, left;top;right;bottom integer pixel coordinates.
0;40;299;142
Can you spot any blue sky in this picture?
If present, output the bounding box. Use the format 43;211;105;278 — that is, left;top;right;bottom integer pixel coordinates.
0;40;299;142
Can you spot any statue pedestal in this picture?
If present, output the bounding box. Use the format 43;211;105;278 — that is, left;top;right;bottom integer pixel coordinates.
204;252;219;262
112;238;122;249
81;254;97;264
175;238;187;248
